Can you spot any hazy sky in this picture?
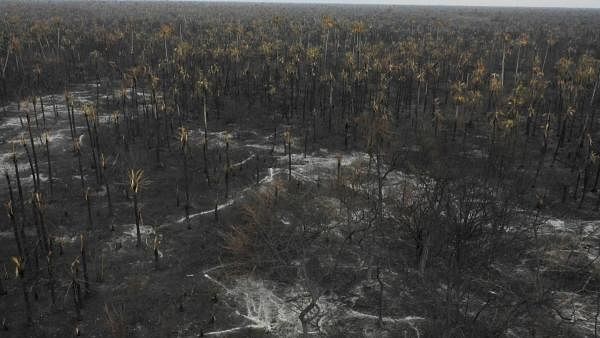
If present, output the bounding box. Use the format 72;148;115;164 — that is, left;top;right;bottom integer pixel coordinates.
195;0;600;8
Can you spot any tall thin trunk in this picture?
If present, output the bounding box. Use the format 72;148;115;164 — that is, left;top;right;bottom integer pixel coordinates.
225;139;231;198
71;259;82;321
85;188;93;229
16;262;32;325
5;173;24;258
12;152;27;237
376;265;384;327
25;114;41;191
501;44;506;89
203;95;211;186
80;235;90;295
182;144;190;229
40;96;46;130
134;192;141;248
47;250;56;306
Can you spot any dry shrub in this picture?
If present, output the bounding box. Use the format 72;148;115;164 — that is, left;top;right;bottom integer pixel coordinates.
223;182;296;267
223;222;257;260
223;188;275;263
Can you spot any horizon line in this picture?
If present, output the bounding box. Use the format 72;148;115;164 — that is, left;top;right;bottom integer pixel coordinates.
119;0;600;9
11;0;600;10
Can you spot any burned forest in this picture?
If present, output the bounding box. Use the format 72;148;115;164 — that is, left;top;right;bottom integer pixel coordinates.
1;1;600;337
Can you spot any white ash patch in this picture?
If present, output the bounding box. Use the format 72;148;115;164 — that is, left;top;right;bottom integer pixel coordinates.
123;224;155;238
189;130;231;149
53;234;79;244
0;116;23;129
0;231;18;240
468;148;485;158
381;170;422;198
0;152;29;172
0;103;19;112
546;218;566;231
274;151;369;183
231;154;255;169
541;218;600;238
106;224;162;251
85;185;108;197
204;324;264;336
97;114;113;124
176;199;235;224
202;270;304;335
19;173;49;184
254;168;284;186
580;221;600;236
45;128;71;143
552;291;597;335
245;143;274;151
202;265;425;337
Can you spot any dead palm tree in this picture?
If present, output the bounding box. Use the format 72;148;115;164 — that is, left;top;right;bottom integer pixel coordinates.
11;146;26;230
32;192;49;253
514;33;529;85
196;75;211;186
82;104;100;185
5;199;23;258
500;33;512;89
322;15;335;67
128;169;144;247
70;257;82;321
11;256;32;325
451;81;467;140
158;24;174;62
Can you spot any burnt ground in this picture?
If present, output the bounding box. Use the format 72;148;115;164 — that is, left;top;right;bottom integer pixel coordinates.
0;83;425;337
1;82;600;337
